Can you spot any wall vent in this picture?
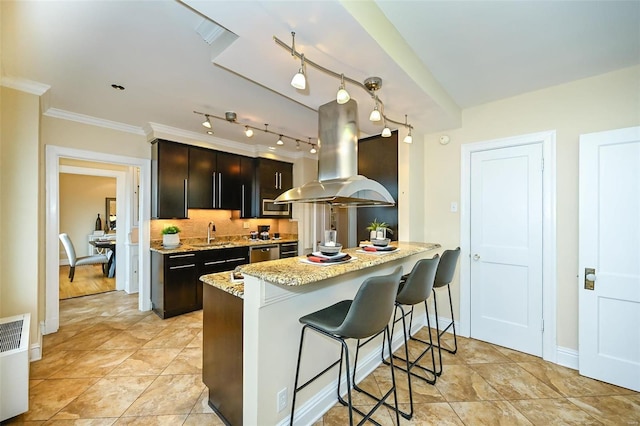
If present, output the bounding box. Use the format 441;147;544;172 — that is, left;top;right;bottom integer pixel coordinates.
0;313;30;422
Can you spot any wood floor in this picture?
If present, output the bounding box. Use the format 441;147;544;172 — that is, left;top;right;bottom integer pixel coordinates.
59;264;115;299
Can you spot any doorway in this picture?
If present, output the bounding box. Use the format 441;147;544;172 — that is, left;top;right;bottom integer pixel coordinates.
44;145;151;335
460;130;557;362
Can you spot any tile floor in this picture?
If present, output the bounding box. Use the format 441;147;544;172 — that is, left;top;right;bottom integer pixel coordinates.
4;290;639;425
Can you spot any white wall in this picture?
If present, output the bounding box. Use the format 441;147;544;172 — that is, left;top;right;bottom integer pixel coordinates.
423;65;640;350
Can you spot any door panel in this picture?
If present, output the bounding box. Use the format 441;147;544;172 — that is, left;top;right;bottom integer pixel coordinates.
579;126;640;391
470;143;543;356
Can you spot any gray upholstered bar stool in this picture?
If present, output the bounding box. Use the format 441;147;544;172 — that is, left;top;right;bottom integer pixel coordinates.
380;255;440;419
290;267;403;426
431;247;461;375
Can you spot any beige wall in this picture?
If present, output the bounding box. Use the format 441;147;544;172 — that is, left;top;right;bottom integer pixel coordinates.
423;65;640;351
0;87;40;347
59;174;116;259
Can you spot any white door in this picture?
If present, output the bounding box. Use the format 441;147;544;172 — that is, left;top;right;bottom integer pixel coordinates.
470;143;543;356
579;126;640;392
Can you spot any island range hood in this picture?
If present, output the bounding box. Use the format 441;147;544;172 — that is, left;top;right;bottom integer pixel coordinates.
274;99;395;207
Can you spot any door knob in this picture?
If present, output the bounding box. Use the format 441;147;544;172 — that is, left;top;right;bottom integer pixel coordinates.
585;267;596;290
473;254;480;261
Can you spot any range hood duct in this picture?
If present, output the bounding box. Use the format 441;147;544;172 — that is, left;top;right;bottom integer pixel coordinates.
274;99;395;207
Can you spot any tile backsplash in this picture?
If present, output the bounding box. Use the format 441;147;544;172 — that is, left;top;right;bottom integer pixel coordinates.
150;209;297;241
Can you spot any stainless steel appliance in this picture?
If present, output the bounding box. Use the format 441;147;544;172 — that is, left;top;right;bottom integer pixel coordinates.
249;244;280;263
258;225;270;240
262;199;291;216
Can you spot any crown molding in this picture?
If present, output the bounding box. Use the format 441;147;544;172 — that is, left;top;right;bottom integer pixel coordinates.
44;108;146;135
1;76;51;96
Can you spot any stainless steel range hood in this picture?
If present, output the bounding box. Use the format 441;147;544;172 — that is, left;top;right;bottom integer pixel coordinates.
274;99;395;207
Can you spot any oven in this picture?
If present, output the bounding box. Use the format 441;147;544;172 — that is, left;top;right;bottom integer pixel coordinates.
261;199;291;217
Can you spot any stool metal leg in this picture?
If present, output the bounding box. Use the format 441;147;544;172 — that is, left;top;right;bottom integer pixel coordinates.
398;303;439;384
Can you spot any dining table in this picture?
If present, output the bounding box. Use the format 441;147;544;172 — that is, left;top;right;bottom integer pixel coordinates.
89;239;116;278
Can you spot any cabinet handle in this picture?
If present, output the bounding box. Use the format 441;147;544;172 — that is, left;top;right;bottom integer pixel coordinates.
241;185;245;216
169;264;196;270
212;174;216;208
278;172;282;189
218;172;222;207
169;253;196;259
275;172;278;189
226;257;247;263
184;179;188;217
204;260;226;266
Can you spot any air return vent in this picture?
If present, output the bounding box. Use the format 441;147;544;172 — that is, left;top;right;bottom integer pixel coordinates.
0;313;30;421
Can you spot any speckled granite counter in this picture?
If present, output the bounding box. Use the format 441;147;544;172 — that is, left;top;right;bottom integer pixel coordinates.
200;242;440;299
150;236;298;254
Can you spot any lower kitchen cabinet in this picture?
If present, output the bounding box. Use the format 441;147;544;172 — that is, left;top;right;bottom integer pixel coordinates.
151;251;199;319
151;247;250;319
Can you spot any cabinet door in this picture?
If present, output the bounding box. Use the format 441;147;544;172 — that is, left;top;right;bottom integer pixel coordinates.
189;146;216;209
279;162;293;193
200;247;249;275
152;140;189;219
165;253;199;316
257;158;293;198
217;152;242;210
240;156;256;218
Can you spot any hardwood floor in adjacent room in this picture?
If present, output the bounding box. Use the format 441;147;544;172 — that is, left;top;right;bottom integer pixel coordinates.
59;264;115;300
4;291;639;425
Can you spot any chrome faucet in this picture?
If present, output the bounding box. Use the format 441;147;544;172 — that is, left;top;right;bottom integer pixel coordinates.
207;221;216;244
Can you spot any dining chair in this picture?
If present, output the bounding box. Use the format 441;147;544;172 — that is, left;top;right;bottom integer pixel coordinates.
59;233;109;282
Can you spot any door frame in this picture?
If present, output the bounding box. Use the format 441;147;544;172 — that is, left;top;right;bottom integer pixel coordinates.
460;130;557;362
45;145;151;334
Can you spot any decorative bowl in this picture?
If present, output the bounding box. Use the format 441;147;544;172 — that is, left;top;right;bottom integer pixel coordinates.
318;243;342;256
371;238;390;247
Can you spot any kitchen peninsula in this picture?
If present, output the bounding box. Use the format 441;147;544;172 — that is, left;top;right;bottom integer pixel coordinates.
200;241;440;425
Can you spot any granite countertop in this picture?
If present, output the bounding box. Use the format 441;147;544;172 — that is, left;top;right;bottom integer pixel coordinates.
150;236;298;254
200;242;440;299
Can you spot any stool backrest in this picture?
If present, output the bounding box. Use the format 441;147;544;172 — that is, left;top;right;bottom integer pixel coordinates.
433;247;461;288
337;266;403;339
396;255;440;306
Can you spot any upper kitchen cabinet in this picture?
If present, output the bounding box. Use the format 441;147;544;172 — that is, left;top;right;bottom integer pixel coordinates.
152;139;189;219
239;156;256;218
255;158;293;218
188;147;242;210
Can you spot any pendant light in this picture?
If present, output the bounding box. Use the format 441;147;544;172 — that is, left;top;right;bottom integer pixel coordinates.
202;114;212;129
336;73;350;104
381;118;391;138
403;115;412;144
291;53;306;90
244;126;253;137
369;98;381;122
277;135;284;145
310;144;317;154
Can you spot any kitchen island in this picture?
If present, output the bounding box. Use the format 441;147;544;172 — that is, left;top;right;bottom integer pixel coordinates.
200;242;440;425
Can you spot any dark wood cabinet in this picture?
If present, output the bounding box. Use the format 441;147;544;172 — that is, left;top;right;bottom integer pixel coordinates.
239;156;256;218
151;247;249;319
255;158;293;218
151;251;199;319
188;147;242;210
279;241;298;258
152;140;189;219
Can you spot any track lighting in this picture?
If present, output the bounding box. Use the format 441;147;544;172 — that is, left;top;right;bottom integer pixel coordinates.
289;32;306;90
336;73;350;104
202;114;212;129
194;110;317;152
369;98;381;122
310;144;317;154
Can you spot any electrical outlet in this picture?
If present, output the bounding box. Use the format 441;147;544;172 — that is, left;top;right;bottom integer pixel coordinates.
277;387;287;412
243;222;250;229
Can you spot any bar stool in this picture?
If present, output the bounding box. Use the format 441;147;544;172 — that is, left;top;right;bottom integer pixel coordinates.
432;247;461;374
380;255;440;419
290;267;403;426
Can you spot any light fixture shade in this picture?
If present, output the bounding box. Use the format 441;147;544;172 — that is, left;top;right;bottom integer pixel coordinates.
202;116;212;128
382;127;392;137
291;70;306;89
403;133;413;144
245;126;253;137
277;135;284;145
336;87;350;104
310;145;317;154
369;107;381;122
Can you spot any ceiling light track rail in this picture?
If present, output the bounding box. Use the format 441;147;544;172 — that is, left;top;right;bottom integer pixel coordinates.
274;32;414;139
193;110;318;153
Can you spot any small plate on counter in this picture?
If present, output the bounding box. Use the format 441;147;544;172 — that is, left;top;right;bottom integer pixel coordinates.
301;253;355;265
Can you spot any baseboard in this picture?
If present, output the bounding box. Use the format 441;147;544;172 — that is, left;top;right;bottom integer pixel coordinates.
556;346;578;370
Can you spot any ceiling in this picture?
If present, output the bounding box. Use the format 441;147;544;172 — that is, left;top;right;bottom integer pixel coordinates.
3;1;639;154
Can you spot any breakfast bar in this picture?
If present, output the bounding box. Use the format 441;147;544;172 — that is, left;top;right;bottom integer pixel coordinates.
200;241;440;425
